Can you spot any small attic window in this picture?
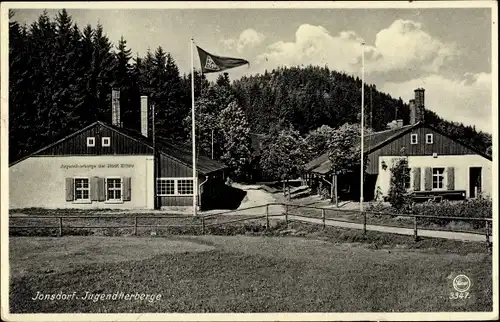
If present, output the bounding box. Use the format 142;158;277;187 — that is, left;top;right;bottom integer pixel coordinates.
87;137;95;147
410;134;418;145
102;137;111;147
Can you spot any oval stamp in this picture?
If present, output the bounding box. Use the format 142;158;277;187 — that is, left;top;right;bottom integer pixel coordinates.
453;274;471;293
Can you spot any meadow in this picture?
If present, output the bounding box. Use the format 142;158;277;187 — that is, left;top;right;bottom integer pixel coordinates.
9;224;492;313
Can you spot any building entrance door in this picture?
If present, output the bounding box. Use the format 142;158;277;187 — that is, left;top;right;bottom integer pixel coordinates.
469;167;482;198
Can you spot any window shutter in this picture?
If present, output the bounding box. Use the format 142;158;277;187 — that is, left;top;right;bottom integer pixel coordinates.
424;167;432;191
413;168;421;191
65;178;74;201
446;167;455;190
90;177;99;201
98;177;106;201
123;177;131;201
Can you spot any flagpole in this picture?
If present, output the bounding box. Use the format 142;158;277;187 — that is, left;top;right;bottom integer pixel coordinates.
360;42;365;213
191;38;198;217
152;102;157;209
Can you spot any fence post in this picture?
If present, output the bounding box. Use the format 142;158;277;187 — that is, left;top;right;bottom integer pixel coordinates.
485;220;490;250
322;209;326;229
285;204;289;225
202;216;206;235
266;204;270;229
58;217;63;237
134;216;138;236
363;211;366;234
413;215;418;241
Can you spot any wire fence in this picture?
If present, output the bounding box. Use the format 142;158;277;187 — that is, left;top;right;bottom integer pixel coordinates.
9;202;492;247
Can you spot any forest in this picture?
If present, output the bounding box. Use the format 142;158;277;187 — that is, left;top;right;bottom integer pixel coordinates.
8;10;492;181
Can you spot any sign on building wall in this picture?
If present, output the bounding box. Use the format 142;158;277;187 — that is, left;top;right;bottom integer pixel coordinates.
60;164;135;170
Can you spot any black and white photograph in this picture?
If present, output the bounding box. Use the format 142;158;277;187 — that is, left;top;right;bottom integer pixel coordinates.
1;1;497;321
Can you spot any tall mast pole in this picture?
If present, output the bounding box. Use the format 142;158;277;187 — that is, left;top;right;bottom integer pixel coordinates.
360;42;365;212
191;38;197;217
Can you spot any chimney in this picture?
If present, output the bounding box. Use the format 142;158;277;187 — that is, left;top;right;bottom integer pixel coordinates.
111;89;121;127
386;120;397;130
387;119;404;130
409;99;417;124
140;96;148;137
414;88;425;123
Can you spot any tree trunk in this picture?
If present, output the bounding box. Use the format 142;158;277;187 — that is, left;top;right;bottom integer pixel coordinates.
283;180;286;197
288;179;291;200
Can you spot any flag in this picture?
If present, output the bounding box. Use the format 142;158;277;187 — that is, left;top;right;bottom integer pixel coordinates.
196;46;249;74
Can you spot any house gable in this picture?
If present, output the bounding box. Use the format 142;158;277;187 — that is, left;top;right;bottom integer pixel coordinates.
13;122;153;163
366;124;491;174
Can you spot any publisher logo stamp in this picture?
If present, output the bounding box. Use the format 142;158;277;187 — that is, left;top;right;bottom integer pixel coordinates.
453;274;471;293
449;273;473;304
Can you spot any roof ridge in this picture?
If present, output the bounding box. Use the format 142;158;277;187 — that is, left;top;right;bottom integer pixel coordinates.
366;124;414;136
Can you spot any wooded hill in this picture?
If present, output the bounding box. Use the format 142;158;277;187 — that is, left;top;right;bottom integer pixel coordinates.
232;66;492;155
9;9;492;169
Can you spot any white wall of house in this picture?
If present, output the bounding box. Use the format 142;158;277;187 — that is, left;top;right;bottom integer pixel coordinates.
375;154;492;199
9;155;154;209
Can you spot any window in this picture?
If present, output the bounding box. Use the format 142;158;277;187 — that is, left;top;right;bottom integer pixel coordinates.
74;178;90;200
426;134;433;144
177;179;194;195
410;134;418;144
157;179;175;196
102;137;111;147
87;137;95;147
432;168;445;190
106;178;122;201
156;178;194;196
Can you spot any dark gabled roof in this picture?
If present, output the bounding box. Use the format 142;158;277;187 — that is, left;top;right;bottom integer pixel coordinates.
98;122;227;175
425;124;492;161
306;121;492;175
363;123;419;154
8;122;99;167
10;121;227;175
306;123;419;175
304;152;329;172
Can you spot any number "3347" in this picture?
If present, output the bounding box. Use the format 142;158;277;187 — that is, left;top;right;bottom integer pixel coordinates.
449;292;470;300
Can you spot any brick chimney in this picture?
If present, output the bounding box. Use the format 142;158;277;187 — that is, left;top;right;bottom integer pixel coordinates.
412;88;425;124
387;119;405;130
140;96;148;137
111;89;121;127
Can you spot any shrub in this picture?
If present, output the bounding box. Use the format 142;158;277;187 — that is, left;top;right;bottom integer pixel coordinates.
387;156;412;212
413;198;492;229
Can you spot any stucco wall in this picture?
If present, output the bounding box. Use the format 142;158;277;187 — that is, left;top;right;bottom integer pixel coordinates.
9;155;154;209
375;154;492;198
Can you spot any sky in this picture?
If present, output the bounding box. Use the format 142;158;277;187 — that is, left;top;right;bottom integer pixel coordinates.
10;3;495;133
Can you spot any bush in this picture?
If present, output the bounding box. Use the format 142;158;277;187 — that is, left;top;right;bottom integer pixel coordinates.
387;157;412;212
413;198;492;229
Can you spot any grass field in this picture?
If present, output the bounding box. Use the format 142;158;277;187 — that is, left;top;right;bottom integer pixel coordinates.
9;228;492;313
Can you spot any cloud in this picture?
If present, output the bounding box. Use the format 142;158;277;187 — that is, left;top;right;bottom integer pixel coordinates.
257;20;457;78
380;73;492;132
257;24;368;72
371;19;458;75
221;28;266;54
219;21;490;133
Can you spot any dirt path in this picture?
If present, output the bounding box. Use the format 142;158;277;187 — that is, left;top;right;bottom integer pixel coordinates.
228;183;285;216
288;215;490;242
